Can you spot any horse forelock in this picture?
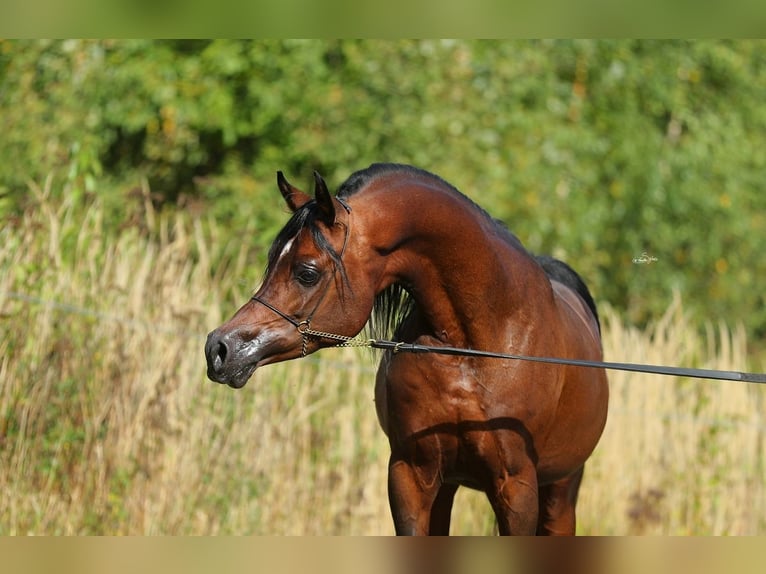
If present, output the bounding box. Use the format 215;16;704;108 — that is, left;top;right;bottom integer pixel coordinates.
265;203;346;284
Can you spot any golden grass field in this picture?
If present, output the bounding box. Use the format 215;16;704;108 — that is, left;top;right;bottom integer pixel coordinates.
1;183;764;535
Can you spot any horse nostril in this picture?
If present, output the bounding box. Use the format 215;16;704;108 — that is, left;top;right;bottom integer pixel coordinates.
213;340;228;371
206;332;230;375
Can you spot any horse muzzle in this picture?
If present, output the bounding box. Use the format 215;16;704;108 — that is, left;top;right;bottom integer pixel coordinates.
204;328;262;388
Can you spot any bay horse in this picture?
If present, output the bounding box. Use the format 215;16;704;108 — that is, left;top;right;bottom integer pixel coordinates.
205;163;609;535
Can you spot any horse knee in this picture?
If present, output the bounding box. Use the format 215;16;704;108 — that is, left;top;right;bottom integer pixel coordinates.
388;459;441;536
488;472;539;535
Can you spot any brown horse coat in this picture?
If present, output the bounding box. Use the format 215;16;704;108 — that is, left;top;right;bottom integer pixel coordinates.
205;164;608;535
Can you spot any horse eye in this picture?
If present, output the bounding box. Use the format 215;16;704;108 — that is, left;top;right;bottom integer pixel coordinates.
295;265;321;287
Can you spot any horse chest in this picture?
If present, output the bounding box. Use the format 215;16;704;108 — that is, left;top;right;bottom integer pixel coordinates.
378;355;491;436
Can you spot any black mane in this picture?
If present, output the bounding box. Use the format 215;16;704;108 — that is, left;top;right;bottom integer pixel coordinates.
337;163;452;198
337;164;529;342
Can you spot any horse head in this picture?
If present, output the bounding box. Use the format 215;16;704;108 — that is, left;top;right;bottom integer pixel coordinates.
204;171;375;388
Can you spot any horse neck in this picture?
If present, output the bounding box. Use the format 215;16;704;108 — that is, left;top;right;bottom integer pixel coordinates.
363;183;544;350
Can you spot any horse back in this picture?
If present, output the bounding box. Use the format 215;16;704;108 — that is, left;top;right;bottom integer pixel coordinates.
535;255;600;335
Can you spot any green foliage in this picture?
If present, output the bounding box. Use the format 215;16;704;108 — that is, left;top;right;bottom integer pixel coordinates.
1;39;765;335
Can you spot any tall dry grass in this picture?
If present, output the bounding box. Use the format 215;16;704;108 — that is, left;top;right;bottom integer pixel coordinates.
1;181;764;535
579;301;766;535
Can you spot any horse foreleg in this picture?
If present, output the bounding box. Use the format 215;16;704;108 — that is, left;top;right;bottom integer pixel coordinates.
429;483;459;535
486;466;539;535
388;457;441;536
536;466;584;536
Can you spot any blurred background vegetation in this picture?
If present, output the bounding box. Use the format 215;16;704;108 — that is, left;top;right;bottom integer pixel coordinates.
1;39;765;336
2;38;766;536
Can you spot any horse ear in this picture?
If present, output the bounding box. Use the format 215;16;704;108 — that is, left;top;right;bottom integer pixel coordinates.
313;170;336;225
277;171;311;212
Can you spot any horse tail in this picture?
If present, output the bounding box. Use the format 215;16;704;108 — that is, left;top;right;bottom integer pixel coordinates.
535;255;601;334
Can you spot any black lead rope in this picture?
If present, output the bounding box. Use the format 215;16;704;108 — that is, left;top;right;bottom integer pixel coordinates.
367;339;766;384
249;301;766;384
250;196;765;385
253;299;766;383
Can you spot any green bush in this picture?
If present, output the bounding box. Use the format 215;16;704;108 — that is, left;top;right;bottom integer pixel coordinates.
1;39;764;335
